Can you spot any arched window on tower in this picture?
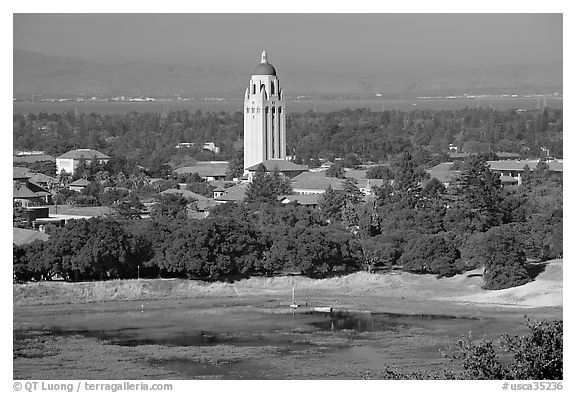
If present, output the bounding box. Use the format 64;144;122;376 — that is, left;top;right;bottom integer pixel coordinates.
252;84;256;94
271;81;275;95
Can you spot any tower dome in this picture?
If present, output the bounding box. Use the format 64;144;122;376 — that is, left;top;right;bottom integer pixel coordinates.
253;50;277;75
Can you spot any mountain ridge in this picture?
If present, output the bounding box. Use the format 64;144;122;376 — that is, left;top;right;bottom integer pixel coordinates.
14;49;562;99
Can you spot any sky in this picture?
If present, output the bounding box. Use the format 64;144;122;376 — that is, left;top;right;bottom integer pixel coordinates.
13;13;562;75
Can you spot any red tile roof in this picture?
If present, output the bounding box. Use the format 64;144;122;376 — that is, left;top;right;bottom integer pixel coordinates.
488;160;563;172
13;183;38;198
13;167;32;179
291;171;345;192
246;159;307;172
214;183;248;202
13;228;50;245
160;188;208;201
13;154;55;163
280;194;321;205
69;178;91;187
175;162;229;177
57;149;110;160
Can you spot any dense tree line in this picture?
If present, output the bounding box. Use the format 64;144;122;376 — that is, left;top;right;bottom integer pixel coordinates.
287;107;562;165
14;107;562;174
14;204;361;281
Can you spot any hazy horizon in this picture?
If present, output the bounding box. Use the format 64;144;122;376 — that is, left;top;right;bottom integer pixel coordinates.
14;14;562;75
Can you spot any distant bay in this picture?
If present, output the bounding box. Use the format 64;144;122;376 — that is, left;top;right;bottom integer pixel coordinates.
13;97;562;115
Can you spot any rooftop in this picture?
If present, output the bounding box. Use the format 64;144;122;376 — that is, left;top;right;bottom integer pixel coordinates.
13;154;55;163
70;178;91;187
13;166;32;179
291;171;345;192
280;194;321;206
488;159;563;172
57;149;110;160
215;183;248;202
160;188;209;201
29;173;56;184
13;227;50;246
246;159;307;173
427;162;460;184
344;169;368;180
13;183;39;199
175;162;229;178
48;205;113;217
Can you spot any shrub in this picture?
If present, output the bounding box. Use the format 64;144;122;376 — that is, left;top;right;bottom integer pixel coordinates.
446;318;563;380
379;317;563;380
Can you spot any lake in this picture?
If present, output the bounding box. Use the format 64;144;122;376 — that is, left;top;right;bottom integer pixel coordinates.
13;97;563;115
13;296;561;379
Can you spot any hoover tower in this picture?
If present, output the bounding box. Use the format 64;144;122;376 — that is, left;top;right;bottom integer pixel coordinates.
243;50;286;170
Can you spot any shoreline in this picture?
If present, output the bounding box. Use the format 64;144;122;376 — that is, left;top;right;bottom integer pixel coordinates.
13;259;563;310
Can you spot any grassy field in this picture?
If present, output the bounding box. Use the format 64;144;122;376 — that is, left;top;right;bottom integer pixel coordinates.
13;259;563;308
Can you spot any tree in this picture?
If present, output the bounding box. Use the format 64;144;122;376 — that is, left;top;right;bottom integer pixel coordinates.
245;165;292;204
477;224;530;290
113;195;145;219
159;218;266;278
366;165;394;181
54;188;77;205
21;240;53;281
343;178;364;204
459;155;503;228
186;182;214;198
152;179;179;193
325;162;345;178
318;185;346;222
393;150;422;209
226;148;244;180
276;225;360;277
342;153;361;169
151;193;189;220
100;188;131;205
27;161;57;177
421;178;446;200
13;201;26;227
72;157;90;181
41;218;144;281
399;232;461;277
57;169;71;188
357;235;400;273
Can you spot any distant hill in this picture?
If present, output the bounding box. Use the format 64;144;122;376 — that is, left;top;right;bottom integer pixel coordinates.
13;49;562;99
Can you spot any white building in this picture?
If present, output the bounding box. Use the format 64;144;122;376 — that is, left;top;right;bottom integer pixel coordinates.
243;50;287;171
56;149;110;175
